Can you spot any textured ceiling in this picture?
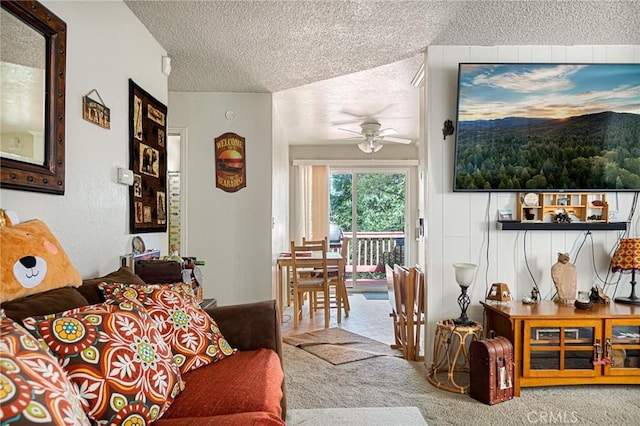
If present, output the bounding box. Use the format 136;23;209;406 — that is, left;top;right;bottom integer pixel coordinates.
124;0;640;146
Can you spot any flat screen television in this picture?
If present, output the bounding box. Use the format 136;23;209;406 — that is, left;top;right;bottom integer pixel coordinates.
453;63;640;192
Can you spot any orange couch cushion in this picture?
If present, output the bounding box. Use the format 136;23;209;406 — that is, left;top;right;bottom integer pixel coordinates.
163;348;283;419
154;411;285;425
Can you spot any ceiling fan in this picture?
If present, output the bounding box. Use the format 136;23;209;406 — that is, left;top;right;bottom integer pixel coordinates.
338;121;413;153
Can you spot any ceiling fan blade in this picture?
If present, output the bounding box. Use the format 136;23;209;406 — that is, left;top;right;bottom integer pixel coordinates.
378;128;398;137
338;127;363;136
381;136;413;144
332;117;365;126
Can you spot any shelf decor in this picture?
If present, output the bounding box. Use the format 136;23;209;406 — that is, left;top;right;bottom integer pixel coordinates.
128;79;167;233
516;192;609;223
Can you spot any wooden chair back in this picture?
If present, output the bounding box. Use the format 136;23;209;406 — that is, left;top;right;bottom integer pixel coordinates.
414;265;425;318
390;264;420;360
302;236;328;247
290;239;330;328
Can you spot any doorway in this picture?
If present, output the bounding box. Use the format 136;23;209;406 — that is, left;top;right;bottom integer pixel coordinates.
330;169;408;291
167;128;186;256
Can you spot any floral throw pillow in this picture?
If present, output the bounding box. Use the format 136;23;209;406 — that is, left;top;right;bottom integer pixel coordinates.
0;309;90;425
100;283;235;373
22;303;184;425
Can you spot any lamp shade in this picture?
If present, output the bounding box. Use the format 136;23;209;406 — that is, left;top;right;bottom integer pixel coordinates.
453;263;477;287
611;238;640;273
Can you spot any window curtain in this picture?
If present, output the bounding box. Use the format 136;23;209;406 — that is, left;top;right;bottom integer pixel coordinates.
292;165;329;244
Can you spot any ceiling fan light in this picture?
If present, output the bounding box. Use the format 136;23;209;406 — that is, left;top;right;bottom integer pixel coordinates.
372;141;383;152
358;142;373;153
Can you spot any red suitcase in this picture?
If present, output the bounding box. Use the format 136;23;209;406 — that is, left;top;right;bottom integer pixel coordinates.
469;332;514;405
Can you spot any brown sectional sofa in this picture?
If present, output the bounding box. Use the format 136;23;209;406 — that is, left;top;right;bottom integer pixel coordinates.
1;270;287;425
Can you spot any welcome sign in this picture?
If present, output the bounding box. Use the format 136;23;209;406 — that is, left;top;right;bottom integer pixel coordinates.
214;132;246;193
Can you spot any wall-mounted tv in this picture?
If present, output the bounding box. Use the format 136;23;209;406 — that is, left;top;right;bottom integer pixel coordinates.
453;63;640;192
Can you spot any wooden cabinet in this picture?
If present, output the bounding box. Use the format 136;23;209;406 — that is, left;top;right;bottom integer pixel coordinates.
605;319;640;376
524;319;602;379
482;301;640;396
517;192;608;223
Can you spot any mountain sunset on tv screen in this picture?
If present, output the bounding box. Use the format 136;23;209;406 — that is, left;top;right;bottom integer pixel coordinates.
453;63;640;191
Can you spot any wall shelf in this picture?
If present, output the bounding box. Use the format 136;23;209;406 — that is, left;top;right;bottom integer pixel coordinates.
497;221;628;231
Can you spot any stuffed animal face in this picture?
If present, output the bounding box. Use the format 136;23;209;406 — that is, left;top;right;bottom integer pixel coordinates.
0;219;82;303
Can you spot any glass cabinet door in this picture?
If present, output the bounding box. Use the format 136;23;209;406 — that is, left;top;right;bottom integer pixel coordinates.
606;320;640;376
524;320;601;378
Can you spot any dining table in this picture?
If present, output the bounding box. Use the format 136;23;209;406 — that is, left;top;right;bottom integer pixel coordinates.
276;251;345;324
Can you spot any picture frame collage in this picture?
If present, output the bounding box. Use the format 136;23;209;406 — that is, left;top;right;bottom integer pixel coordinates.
128;79;167;233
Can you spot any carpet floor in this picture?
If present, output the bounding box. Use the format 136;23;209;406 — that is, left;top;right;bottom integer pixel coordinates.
287;406;427;425
284;338;640;425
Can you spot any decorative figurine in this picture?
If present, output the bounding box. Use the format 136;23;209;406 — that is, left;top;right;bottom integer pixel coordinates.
589;284;610;304
531;287;540;303
524;208;535;220
551;252;577;304
553;209;572;223
442;119;455;140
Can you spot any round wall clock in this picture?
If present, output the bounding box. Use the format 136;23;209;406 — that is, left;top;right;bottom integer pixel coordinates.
523;193;538;206
132;236;145;255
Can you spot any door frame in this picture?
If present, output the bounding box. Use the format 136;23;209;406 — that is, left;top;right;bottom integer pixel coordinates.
330;166;416;284
168;127;188;255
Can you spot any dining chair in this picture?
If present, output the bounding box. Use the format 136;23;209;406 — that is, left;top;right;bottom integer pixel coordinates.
413;265;426;361
328;236;350;314
300;236;328;311
311;236;349;319
285;237;326;308
386;264;401;349
390;264;417;360
290;239;330;328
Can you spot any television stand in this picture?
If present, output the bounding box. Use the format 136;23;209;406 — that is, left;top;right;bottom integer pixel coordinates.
481;301;640;396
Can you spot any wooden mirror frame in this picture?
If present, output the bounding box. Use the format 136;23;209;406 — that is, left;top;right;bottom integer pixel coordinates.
1;0;66;194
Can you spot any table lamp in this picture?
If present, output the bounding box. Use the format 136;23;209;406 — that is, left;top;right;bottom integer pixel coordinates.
611;238;640;305
452;262;477;326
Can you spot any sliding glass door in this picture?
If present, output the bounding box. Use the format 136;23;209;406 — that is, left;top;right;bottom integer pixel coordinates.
330;170;407;289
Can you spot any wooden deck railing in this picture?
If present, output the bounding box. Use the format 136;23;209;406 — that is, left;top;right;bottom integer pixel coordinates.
342;231;405;273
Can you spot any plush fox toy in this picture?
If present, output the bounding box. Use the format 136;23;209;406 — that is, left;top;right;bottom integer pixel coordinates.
0;215;82;303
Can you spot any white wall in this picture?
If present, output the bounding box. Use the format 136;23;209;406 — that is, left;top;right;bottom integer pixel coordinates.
0;0;168;278
168;92;273;305
424;45;640;364
272;104;290;294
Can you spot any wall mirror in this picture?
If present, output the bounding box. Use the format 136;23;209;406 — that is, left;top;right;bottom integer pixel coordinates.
0;0;66;194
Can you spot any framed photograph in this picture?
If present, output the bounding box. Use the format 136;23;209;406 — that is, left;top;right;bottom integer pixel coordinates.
129;79;167;233
498;209;513;221
138;143;160;177
133;174;142;197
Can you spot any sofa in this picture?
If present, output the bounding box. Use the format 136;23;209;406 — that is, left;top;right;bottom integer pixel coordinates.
0;218;286;425
1;273;287;425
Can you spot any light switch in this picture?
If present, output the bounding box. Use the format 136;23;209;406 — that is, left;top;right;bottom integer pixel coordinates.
117;167;134;185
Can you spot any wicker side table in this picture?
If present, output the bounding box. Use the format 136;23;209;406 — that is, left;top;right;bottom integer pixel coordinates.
428;319;483;394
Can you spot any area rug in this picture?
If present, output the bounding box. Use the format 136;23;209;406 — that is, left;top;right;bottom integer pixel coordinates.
362;292;388;300
286;406;427;425
283;327;401;365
